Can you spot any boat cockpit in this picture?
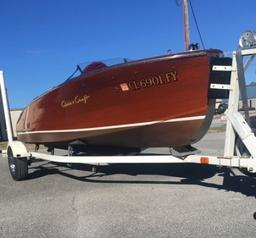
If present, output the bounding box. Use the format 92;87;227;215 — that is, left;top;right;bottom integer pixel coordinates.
65;58;132;82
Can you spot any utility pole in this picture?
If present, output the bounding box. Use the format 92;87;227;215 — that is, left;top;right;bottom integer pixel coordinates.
182;0;190;50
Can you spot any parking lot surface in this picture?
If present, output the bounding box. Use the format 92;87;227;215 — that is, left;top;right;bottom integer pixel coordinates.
0;131;255;238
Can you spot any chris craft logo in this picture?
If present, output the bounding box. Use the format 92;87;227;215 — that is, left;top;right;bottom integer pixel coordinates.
61;94;90;108
119;71;178;91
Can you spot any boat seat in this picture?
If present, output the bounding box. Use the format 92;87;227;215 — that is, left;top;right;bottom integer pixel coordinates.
83;61;107;74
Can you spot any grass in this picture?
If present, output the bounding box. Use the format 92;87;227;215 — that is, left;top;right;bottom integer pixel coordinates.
208;125;226;133
0;142;36;153
0;142;7;151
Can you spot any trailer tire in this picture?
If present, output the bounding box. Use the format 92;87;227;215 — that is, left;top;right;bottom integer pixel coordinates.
7;147;28;181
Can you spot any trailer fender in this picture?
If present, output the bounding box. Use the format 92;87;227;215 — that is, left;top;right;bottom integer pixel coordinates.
7;141;29;158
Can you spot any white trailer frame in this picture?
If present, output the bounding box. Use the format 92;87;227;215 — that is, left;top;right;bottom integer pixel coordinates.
1;48;256;179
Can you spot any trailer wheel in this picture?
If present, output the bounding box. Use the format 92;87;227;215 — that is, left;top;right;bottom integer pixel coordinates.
7;147;28;181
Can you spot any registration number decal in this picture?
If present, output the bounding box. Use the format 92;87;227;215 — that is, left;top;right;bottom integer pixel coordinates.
120;71;178;91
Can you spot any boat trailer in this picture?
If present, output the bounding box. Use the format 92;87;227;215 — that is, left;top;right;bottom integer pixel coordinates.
1;39;256;181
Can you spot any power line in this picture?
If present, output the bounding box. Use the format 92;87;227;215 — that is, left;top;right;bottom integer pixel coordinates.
188;0;205;49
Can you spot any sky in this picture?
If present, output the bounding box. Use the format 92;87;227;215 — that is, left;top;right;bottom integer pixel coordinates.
0;0;256;109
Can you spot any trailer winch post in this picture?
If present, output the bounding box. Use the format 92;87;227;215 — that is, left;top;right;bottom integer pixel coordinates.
224;51;239;158
223;47;256;170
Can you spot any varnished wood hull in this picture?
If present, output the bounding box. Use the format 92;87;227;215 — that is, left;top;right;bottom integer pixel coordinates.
16;50;223;148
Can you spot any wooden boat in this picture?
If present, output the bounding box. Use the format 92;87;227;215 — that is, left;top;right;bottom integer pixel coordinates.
16;49;231;149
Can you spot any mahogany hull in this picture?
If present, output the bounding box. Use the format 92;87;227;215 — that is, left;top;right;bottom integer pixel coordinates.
16;50;223;148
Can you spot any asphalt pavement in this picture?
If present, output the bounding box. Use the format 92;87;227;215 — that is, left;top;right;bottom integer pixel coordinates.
0;131;255;238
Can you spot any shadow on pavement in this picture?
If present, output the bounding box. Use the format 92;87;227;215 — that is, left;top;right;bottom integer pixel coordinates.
27;161;256;198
